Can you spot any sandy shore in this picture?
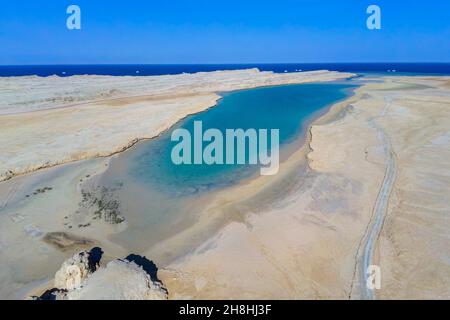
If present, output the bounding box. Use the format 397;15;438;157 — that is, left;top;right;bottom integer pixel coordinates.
158;76;450;299
0;69;352;182
0;69;354;298
1;71;449;299
158;83;382;299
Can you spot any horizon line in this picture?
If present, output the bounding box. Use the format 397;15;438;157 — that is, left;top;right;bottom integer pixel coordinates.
1;62;450;67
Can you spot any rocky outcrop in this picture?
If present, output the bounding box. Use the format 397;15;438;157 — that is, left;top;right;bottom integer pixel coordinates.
66;260;168;300
33;248;168;300
54;247;103;290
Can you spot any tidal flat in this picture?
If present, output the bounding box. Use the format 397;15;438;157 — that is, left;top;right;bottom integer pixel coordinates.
1;70;449;299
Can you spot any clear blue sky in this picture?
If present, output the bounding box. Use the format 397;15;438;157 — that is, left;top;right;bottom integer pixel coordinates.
0;0;449;65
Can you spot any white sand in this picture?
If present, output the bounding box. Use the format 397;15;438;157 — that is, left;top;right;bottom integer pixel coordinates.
1;72;449;300
0;69;353;182
160;76;450;300
0;69;354;299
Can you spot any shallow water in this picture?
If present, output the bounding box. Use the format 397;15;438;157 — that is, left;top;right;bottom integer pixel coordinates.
123;83;355;194
98;82;357;260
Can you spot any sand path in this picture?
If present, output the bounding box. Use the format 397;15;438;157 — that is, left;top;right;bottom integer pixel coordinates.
352;96;398;299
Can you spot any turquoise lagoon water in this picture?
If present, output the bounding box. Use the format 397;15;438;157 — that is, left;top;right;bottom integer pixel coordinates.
121;83;356;195
100;82;357;256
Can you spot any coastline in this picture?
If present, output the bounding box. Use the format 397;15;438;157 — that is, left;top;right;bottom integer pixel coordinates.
0;69;355;298
0;69;354;183
29;85;354;299
1;72;450;299
158;75;450;299
154;81;368;299
138;83;360;266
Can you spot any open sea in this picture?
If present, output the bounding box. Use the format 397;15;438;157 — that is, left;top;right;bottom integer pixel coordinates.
0;63;449;77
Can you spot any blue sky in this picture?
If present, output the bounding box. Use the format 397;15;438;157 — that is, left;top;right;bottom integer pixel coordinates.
0;0;449;64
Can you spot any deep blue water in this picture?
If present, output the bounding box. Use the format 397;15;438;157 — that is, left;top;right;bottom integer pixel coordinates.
115;82;356;196
0;63;449;77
